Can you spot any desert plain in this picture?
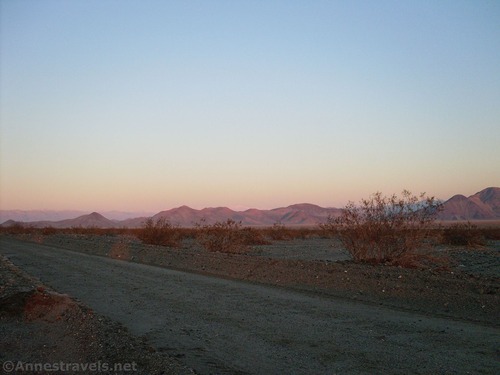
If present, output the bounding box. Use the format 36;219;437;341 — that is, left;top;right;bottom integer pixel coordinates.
0;227;499;374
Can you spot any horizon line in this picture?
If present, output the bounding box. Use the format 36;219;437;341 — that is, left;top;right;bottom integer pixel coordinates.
1;186;498;213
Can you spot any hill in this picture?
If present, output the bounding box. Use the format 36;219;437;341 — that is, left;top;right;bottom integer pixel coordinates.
1;212;118;229
152;204;341;227
55;212;117;228
2;187;499;228
438;187;500;220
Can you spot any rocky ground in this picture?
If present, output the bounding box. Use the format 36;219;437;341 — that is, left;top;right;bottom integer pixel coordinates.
6;233;500;325
0;253;194;374
0;232;498;374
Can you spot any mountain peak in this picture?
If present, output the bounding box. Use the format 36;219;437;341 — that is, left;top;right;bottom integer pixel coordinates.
439;187;500;220
177;205;194;210
2;187;499;227
448;194;468;201
288;203;322;209
473;187;500;202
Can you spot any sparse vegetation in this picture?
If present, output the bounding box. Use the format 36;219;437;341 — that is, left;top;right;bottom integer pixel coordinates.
262;223;321;241
2;222;32;235
137;217;182;247
440;222;487;247
268;222;291;241
267;221;289;241
195;219;248;253
321;191;442;265
240;227;271;246
41;226;58;236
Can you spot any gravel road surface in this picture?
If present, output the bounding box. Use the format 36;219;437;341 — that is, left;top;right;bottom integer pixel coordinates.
1;237;498;374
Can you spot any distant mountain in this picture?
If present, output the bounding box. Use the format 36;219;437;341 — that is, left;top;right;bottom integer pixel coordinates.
0;210;87;223
1;212;118;229
55;212;117;228
0;209;154;223
438;187;500;220
1;204;340;228
1;187;498;228
152;204;341;226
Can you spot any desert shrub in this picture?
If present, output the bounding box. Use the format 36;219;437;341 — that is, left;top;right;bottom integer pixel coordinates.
177;227;198;240
321;191;442;264
268;222;292;241
318;223;338;239
240;227;271;246
265;223;317;241
137;217;181;247
290;227;316;240
483;227;500;240
195;219;247;253
67;226;88;235
441;222;486;246
41;226;58;235
1;223;35;235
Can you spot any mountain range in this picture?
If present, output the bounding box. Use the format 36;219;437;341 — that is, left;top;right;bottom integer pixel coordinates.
1;187;498;228
436;187;500;220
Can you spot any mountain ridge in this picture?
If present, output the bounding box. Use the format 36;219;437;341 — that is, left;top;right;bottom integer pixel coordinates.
437;187;500;220
2;187;499;228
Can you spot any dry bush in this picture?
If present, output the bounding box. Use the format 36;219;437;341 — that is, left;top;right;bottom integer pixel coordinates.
268;222;292;241
265;223;318;241
137;217;182;247
62;226;121;236
0;223;35;235
440;222;486;247
483;227;500;240
321;191;442;264
68;226;89;235
240;227;271;246
41;226;58;235
195;219;248;253
290;227;317;240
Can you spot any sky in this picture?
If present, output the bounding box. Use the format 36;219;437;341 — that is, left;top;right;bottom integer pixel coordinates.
1;0;499;212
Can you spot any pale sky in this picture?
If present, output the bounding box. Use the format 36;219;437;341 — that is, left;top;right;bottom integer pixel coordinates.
1;0;499;211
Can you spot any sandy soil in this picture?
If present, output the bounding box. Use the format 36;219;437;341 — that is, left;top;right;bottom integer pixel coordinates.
0;250;194;375
0;234;499;374
14;233;499;325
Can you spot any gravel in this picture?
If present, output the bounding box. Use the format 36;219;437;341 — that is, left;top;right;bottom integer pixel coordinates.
0;253;194;375
12;233;498;325
0;233;498;374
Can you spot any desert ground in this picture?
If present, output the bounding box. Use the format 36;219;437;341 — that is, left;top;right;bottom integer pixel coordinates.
0;232;499;374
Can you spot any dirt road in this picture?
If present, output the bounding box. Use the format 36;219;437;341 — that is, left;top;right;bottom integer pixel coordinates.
0;237;498;374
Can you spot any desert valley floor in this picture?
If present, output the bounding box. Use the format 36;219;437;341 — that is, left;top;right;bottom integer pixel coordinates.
1;233;499;374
